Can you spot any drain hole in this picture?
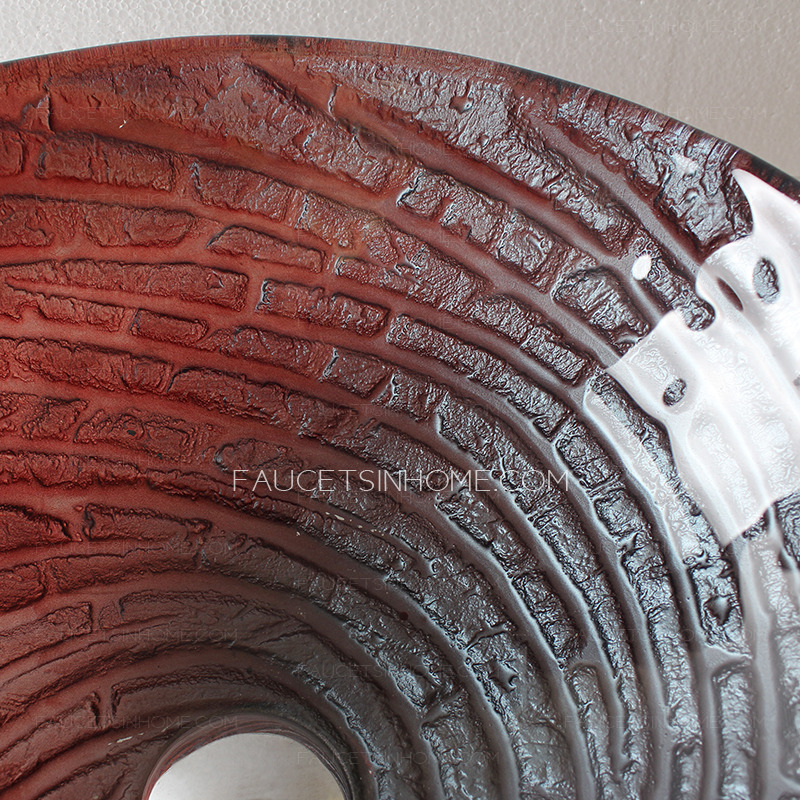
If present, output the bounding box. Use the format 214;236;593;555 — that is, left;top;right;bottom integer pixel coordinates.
144;718;348;800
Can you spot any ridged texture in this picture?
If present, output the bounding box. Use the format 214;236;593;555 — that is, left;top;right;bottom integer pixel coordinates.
0;36;796;800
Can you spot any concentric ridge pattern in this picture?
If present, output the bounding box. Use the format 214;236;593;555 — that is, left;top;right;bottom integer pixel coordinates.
0;37;797;800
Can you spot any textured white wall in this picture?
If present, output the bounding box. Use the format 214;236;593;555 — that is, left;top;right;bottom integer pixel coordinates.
0;0;796;178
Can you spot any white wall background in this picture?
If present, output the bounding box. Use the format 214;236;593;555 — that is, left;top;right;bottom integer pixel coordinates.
0;0;796;178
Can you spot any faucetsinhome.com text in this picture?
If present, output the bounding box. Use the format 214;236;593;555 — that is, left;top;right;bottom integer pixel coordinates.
231;468;569;494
